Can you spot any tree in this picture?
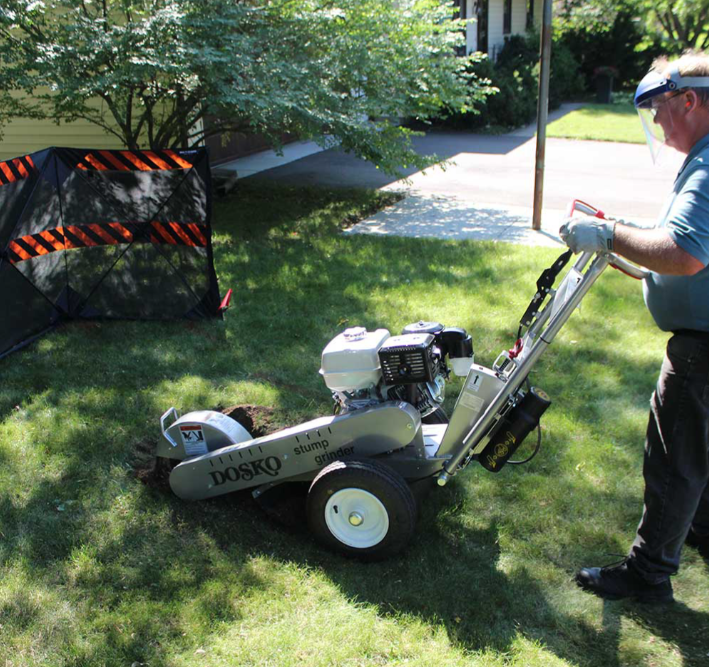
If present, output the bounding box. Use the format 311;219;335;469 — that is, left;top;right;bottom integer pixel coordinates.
554;0;654;88
0;0;492;174
649;0;709;52
556;0;709;56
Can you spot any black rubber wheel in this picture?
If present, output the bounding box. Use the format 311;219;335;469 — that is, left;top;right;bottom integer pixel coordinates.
421;407;449;424
306;459;417;561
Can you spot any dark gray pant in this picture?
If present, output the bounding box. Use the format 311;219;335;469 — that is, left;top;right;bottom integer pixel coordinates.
629;332;709;583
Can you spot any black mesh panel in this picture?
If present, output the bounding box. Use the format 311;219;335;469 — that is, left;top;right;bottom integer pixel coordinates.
0;262;58;355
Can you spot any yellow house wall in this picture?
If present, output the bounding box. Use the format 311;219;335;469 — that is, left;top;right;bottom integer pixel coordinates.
0;98;205;161
0;114;127;161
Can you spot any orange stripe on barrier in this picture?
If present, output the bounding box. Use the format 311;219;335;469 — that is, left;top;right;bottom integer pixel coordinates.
66;225;95;247
89;223;120;244
22;235;50;256
7;219;209;262
120;151;152;171
142;151;172;170
39;230;65;251
63;237;80;249
84;154;110;171
13;159;28;178
25;155;35;170
76;163;89;170
163;150;192;168
152;223;179;244
108;222;133;241
187;223;207;245
100;150;131;171
0;162;15;182
56;226;77;249
8;241;32;261
168;222;195;245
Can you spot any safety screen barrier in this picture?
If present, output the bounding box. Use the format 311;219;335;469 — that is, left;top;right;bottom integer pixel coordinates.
0;146;221;359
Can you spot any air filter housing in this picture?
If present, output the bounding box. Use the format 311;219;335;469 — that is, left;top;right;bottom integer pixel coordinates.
378;333;440;385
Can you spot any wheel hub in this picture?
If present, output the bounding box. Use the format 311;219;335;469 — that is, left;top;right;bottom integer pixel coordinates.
348;511;364;526
324;488;389;548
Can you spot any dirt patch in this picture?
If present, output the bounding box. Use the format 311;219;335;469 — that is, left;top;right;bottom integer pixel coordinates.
134;404;283;491
134;453;175;492
220;404;280;438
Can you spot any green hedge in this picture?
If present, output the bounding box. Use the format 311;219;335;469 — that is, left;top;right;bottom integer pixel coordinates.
441;33;584;131
554;7;662;92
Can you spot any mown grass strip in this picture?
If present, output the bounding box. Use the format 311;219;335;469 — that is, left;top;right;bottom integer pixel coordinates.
547;102;645;144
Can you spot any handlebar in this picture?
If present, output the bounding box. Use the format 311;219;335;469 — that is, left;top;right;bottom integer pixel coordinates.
604;252;649;280
566;199;606;219
565;199;650;281
160;407;179;448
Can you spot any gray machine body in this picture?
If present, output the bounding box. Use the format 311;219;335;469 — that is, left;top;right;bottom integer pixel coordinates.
163;401;428;500
160;249;651;502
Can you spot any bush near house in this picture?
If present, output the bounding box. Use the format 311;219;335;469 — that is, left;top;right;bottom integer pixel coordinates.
554;4;661;92
439;33;584;131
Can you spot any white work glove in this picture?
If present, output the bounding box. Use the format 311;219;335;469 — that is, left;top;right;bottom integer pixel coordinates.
559;217;616;254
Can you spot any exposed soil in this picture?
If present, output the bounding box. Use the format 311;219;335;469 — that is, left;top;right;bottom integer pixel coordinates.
219;404;279;438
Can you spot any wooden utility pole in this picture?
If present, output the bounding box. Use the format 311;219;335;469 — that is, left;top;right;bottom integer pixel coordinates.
532;0;553;230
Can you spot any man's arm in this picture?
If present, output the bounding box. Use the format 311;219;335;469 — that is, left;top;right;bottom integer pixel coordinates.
613;223;705;276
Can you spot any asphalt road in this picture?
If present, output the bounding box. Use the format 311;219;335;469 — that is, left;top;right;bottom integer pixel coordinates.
248;131;684;223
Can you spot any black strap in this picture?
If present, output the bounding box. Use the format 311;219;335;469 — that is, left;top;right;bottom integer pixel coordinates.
519;250;573;328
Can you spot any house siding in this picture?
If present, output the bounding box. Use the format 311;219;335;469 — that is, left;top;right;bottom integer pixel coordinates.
530;0;544;31
511;0;527;35
0;92;127;161
488;2;504;58
0;116;126;161
465;0;476;53
0;94;205;161
487;0;535;59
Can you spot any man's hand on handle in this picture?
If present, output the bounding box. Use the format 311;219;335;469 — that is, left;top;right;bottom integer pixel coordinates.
559;217;616;254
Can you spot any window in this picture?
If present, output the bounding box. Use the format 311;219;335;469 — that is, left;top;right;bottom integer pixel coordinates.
503;0;512;35
526;0;534;30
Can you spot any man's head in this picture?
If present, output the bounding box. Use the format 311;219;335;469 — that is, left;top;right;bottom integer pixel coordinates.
635;51;709;161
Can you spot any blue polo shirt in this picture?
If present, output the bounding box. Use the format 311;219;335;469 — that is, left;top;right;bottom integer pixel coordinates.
643;133;709;332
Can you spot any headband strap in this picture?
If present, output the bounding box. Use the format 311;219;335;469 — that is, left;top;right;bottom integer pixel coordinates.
666;63;709;90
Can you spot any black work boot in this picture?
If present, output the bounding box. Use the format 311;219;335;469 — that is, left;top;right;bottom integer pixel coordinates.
575;559;674;603
685;529;709;558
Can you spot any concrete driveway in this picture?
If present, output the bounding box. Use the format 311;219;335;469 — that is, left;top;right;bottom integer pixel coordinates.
242;106;684;245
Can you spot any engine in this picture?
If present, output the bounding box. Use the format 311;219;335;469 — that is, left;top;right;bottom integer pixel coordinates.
319;322;474;419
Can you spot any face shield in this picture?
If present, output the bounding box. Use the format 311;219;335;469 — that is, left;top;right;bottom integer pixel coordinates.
634;64;709;164
636;92;679;164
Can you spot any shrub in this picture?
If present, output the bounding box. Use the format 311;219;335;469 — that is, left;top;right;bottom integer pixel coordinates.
554;6;661;91
438;33;584;131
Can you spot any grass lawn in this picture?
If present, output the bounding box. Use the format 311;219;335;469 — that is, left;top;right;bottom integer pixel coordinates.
546;101;646;144
2;183;709;666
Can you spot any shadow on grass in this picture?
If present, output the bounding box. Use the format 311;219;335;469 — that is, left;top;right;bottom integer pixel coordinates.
149;469;702;667
624;602;709;665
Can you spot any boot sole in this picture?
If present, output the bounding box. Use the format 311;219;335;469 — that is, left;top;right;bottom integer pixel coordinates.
576;577;674;604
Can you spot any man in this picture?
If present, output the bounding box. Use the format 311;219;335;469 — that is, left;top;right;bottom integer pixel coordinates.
559;52;709;604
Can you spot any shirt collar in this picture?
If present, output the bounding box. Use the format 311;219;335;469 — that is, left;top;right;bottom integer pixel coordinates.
677;131;709;178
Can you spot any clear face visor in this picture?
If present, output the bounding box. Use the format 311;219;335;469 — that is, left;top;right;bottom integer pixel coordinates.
636;93;679;164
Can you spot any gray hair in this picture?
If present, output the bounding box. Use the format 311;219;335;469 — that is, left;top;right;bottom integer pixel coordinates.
652;51;709;105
